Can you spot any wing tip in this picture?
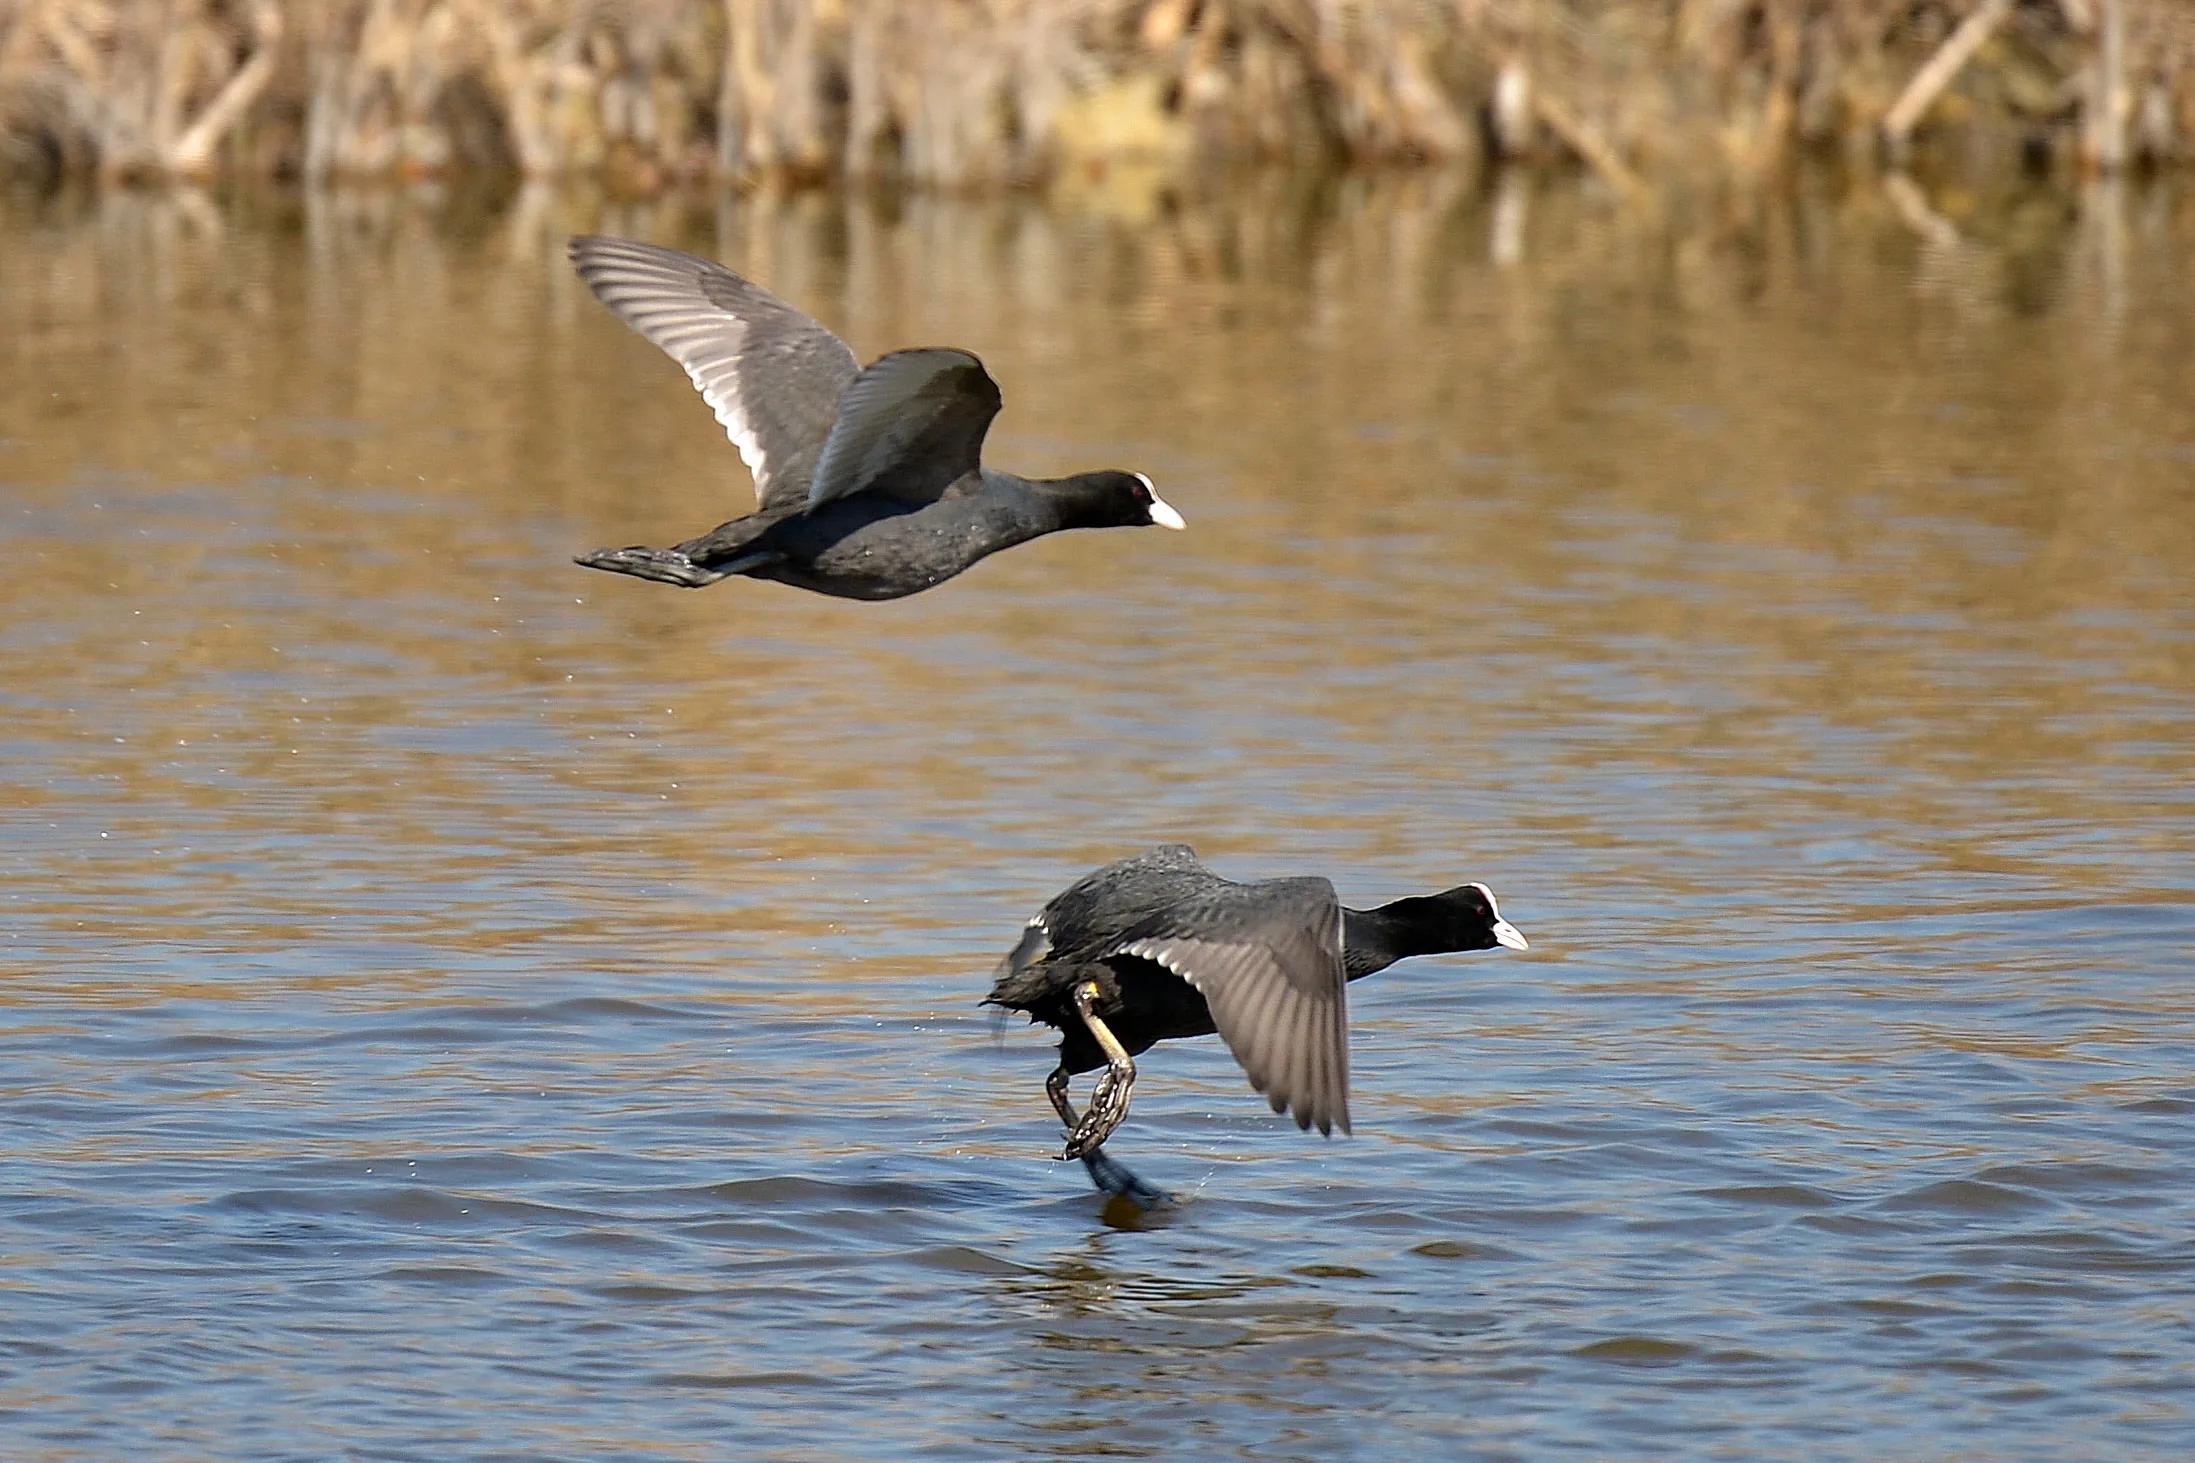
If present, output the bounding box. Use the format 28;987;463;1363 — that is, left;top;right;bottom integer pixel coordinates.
567;233;629;272
567;234;712;285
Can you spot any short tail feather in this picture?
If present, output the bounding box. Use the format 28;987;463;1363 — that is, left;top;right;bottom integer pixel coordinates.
574;545;731;588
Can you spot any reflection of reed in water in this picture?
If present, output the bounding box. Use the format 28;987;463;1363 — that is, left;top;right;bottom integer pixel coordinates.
1;1;2190;185
8;171;2191;1024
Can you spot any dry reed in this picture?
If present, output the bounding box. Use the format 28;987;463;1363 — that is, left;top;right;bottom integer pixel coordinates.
1;0;2190;187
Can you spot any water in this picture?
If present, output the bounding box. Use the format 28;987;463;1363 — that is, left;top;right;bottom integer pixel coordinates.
2;174;2192;1460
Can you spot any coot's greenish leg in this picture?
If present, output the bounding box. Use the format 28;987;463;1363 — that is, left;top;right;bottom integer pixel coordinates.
1044;1066;1077;1129
1045;1053;1168;1205
1063;980;1136;1159
1046;1058;1167;1205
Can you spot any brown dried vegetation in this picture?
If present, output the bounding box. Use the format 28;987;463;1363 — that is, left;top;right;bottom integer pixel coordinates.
1;0;2191;186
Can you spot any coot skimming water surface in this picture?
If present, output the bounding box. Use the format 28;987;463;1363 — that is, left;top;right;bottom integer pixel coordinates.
986;845;1528;1196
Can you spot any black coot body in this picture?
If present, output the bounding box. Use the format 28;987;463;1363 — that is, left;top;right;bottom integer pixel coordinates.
985;844;1529;1190
567;237;1185;600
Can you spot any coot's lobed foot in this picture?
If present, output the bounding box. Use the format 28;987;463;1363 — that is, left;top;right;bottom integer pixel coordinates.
1079;1148;1171;1210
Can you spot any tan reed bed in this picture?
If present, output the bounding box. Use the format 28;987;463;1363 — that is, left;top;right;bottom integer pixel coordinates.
1;0;2190;186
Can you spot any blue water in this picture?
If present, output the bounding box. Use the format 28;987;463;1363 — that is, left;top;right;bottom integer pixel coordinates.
3;179;2193;1459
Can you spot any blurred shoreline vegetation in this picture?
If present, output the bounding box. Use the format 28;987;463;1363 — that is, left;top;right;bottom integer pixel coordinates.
0;1;2190;191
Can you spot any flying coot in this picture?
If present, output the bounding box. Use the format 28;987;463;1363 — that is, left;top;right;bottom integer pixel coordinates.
567;236;1185;600
986;844;1528;1198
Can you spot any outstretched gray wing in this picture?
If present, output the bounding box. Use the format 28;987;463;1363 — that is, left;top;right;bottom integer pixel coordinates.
1120;877;1351;1138
806;348;1003;508
569;236;860;511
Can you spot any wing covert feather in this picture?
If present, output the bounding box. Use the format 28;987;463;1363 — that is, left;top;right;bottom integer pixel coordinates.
806;349;1003;508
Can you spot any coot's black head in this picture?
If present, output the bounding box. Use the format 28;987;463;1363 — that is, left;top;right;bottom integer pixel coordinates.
1058;470;1187;531
1412;883;1530;953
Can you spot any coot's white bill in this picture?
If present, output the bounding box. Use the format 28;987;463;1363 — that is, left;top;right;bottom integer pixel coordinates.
1134;474;1187;530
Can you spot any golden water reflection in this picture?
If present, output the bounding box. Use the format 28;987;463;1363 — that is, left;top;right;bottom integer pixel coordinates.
1;174;2191;1458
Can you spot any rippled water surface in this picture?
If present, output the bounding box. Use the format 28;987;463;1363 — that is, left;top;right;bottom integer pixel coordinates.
4;177;2193;1460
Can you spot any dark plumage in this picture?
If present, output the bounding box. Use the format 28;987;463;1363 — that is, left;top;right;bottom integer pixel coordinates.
566;236;1185;600
985;845;1529;1188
